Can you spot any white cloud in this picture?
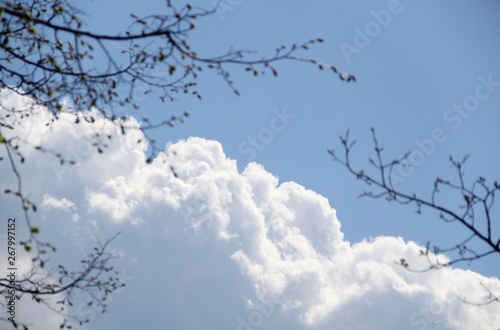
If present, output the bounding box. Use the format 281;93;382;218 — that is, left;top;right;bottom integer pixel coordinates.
41;195;76;212
1;92;500;329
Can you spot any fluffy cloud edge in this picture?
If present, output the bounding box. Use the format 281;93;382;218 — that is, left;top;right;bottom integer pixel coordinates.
1;92;500;329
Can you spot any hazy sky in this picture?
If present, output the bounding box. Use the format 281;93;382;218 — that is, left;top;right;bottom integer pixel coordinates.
1;1;500;329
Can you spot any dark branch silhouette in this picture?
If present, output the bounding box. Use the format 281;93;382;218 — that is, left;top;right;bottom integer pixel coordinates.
328;129;500;306
0;0;355;328
0;233;124;329
328;129;499;275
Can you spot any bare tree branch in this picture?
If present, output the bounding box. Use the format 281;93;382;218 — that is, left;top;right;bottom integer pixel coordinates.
0;0;356;327
328;129;499;274
0;233;124;329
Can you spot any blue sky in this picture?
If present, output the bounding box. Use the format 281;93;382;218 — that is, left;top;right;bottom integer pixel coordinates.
82;0;500;274
1;1;500;329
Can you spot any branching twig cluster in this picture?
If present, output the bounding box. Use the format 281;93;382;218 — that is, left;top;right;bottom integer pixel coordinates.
0;0;354;183
0;233;124;329
328;129;499;273
0;0;355;327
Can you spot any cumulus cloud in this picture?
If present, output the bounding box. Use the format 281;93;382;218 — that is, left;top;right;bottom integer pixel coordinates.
1;92;500;329
41;195;76;212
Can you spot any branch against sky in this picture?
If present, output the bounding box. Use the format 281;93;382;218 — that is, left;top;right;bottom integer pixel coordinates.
0;0;356;328
0;0;354;201
0;0;352;117
328;129;499;275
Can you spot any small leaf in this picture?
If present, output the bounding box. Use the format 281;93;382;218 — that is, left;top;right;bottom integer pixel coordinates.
30;226;40;234
27;25;37;34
